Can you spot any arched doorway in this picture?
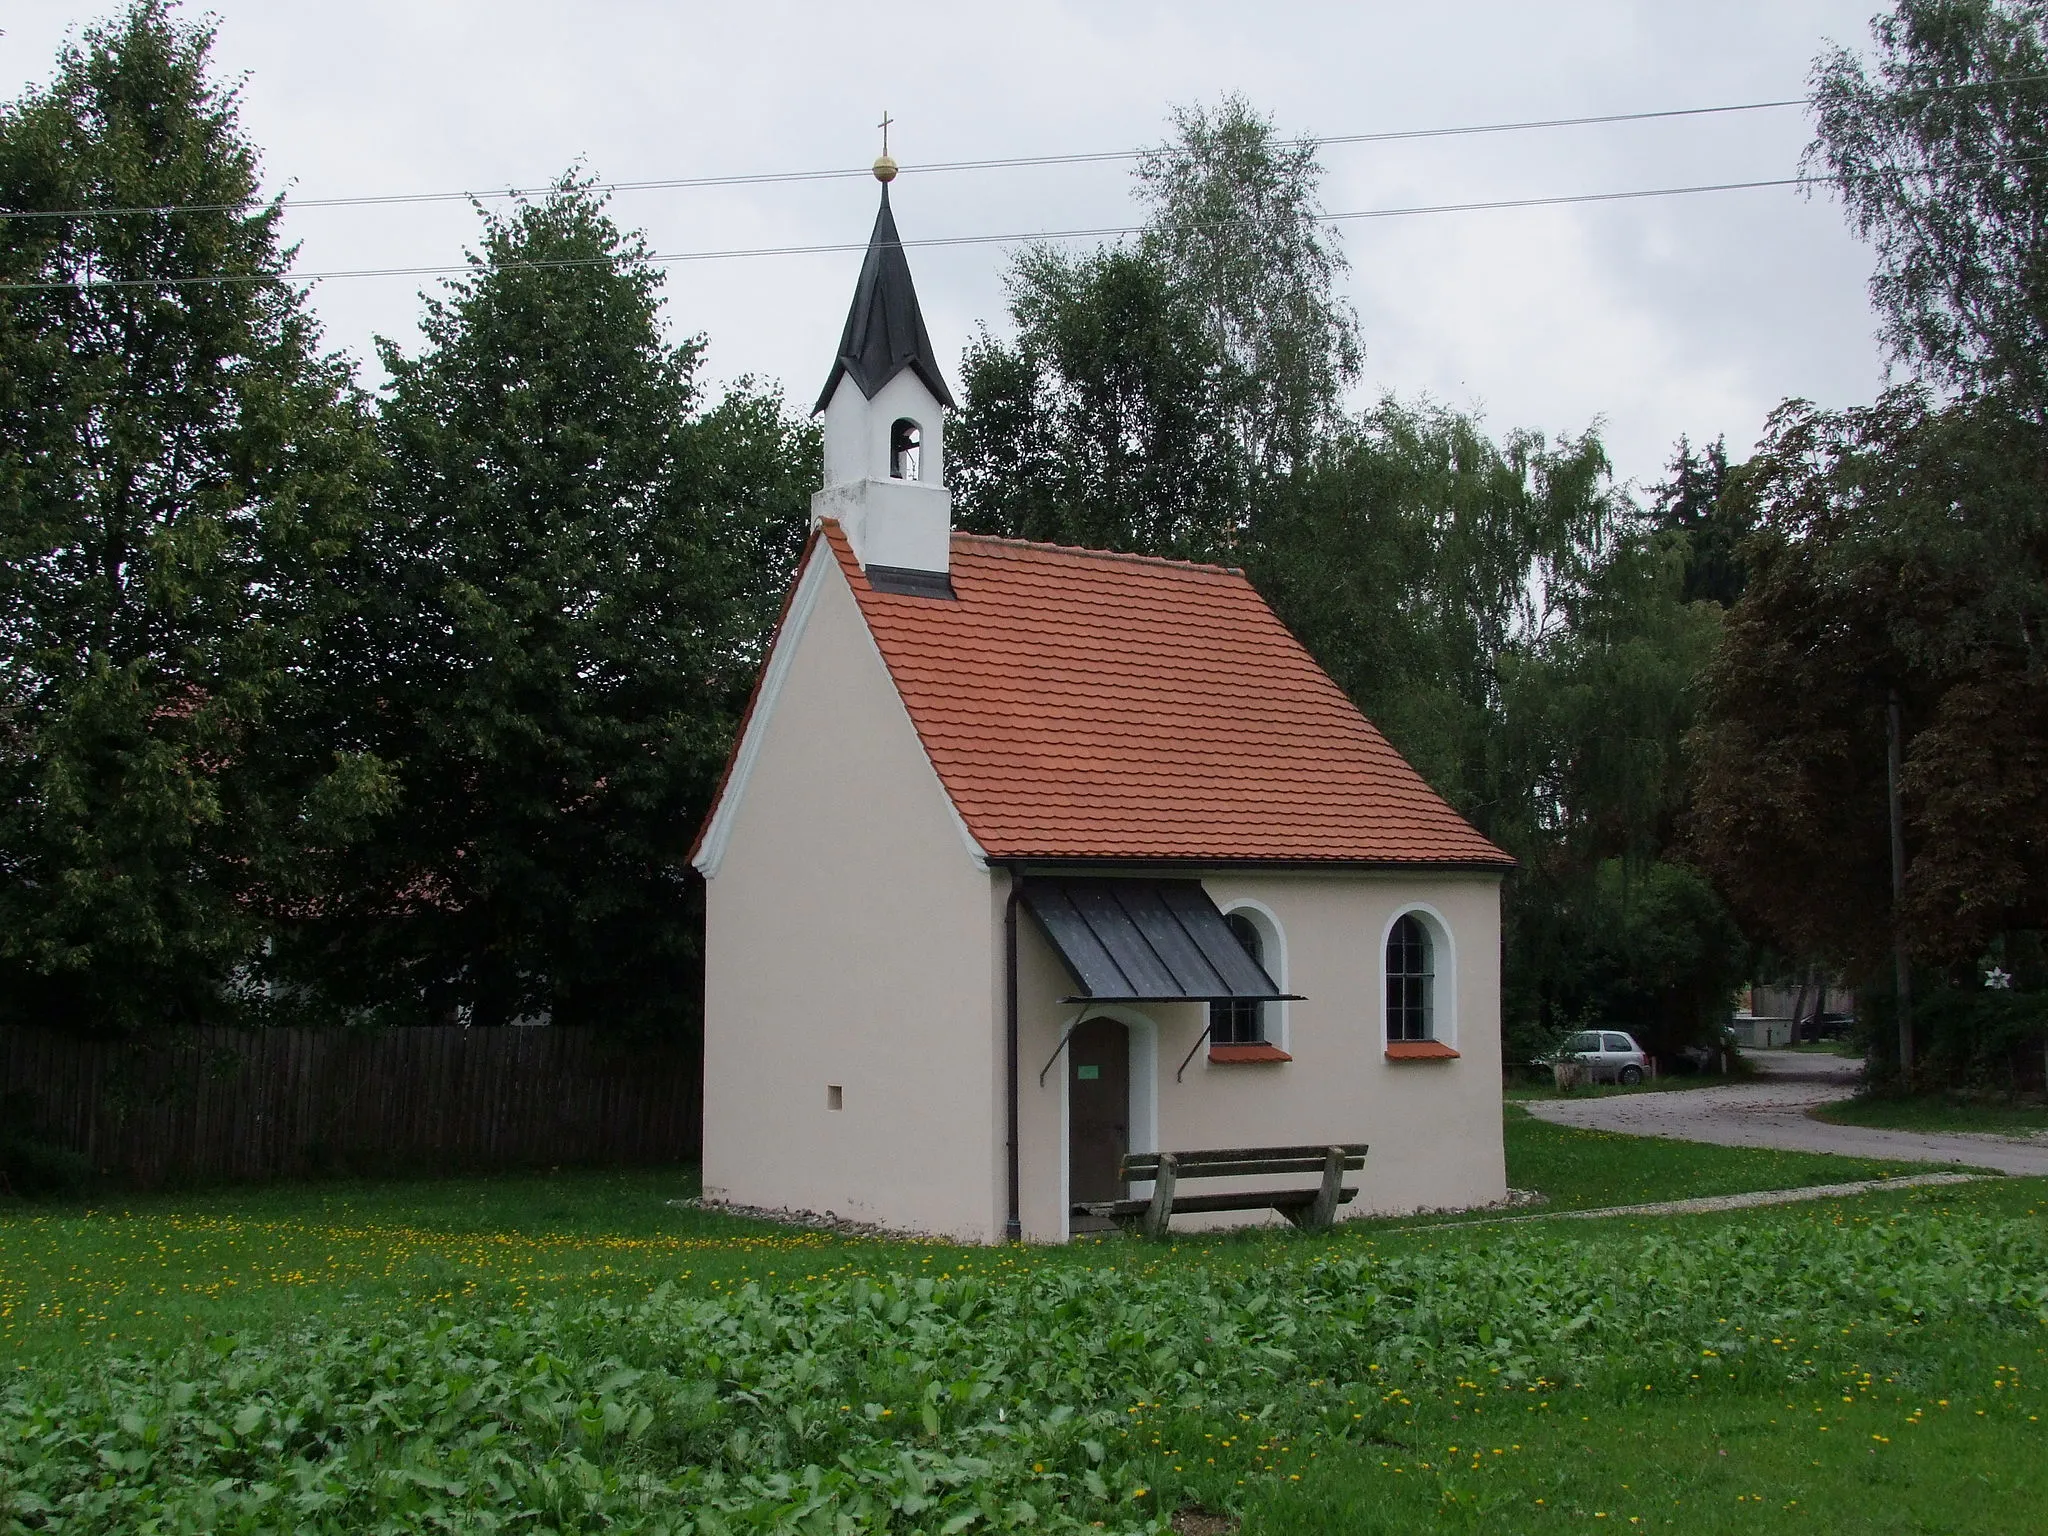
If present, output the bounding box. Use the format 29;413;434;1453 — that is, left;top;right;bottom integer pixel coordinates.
1067;1015;1130;1233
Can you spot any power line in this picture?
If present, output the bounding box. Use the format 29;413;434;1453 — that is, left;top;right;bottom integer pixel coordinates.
9;68;2048;226
0;174;1817;292
0;95;1821;222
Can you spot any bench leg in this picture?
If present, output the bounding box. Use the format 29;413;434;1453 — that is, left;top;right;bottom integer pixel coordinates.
1141;1153;1178;1240
1305;1146;1345;1232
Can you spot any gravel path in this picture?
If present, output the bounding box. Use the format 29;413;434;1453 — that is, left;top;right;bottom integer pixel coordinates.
1521;1051;2048;1176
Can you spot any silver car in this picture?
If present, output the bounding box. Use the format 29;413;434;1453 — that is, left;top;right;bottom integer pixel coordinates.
1560;1029;1649;1085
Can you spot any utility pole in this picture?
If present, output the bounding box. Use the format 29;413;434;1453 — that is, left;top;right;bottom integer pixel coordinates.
1887;690;1913;1074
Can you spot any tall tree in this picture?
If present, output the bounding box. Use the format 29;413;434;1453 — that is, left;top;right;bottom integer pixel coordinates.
0;2;381;1034
683;378;821;675
1809;0;2048;417
954;97;1361;550
1651;435;1750;606
1261;409;1744;1056
951;245;1244;560
1689;391;2048;986
1136;95;1364;483
1496;526;1738;1055
1251;400;1620;819
292;181;812;1033
1253;403;1741;1056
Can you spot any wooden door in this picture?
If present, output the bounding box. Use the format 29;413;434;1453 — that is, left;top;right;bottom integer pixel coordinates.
1068;1016;1130;1231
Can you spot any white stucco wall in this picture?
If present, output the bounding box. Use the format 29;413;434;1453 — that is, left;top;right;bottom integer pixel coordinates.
1015;870;1506;1240
821;371;949;488
699;551;1002;1239
815;373;952;574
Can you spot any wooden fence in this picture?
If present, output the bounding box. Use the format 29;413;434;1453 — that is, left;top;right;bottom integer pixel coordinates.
1;1024;701;1186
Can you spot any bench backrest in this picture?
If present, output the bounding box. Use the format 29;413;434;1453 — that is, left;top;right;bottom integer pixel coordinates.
1121;1143;1369;1182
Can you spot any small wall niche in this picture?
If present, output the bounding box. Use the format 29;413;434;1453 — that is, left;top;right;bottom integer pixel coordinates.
826;1084;844;1111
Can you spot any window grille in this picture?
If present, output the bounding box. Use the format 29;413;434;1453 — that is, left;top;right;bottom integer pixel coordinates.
1386;913;1433;1041
1209;913;1266;1045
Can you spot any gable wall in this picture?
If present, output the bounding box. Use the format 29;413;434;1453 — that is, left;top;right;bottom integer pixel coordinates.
701;554;1002;1238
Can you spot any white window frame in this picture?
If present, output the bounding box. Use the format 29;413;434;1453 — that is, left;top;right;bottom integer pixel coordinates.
1379;904;1456;1049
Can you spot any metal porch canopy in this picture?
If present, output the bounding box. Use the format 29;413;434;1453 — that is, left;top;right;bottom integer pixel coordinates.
1018;878;1302;1003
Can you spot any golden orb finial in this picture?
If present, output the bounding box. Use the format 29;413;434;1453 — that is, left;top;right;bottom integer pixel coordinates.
874;109;898;183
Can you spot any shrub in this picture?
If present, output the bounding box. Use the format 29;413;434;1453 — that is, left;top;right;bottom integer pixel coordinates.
0;1092;91;1199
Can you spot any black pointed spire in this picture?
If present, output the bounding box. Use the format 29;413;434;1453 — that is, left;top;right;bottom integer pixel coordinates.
813;185;955;415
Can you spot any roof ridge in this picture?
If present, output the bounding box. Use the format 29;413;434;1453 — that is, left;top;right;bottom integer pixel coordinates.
950;531;1247;579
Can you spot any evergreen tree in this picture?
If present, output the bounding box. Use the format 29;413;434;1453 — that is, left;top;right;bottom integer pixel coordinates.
0;2;381;1034
294;181;811;1033
1651;435;1750;606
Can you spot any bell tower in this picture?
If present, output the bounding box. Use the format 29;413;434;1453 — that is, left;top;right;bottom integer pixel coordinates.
811;124;955;581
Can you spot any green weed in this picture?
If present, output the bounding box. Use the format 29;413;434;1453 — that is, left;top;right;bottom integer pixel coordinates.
3;1200;2045;1532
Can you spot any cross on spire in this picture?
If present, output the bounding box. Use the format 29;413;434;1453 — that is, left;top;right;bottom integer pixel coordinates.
872;112;900;185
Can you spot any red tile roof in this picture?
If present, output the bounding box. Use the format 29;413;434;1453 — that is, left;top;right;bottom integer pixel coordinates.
825;524;1510;867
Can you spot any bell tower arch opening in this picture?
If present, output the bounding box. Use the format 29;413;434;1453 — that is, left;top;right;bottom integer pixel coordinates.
889;418;922;481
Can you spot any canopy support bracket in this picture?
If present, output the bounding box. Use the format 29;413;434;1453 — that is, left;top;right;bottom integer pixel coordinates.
1037;1008;1090;1088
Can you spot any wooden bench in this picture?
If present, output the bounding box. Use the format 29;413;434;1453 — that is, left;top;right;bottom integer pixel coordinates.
1074;1143;1370;1239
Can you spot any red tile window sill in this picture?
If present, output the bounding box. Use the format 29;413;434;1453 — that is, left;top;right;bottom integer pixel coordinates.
1208;1043;1293;1064
1385;1040;1460;1060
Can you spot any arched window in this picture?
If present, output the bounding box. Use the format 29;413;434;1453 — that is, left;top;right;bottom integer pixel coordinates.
1210;912;1266;1045
889;418;922;481
1385;912;1434;1042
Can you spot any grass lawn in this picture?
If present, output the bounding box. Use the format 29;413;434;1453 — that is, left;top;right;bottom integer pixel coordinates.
0;1112;1940;1362
1490;1105;1944;1213
1233;1181;2048;1536
3;1121;2040;1533
1816;1094;2048;1139
1239;1297;2048;1534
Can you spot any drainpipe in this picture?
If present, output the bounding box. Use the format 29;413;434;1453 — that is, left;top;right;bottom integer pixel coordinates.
1004;871;1022;1242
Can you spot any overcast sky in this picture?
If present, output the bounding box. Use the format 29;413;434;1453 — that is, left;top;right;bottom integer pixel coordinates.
9;1;1900;491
